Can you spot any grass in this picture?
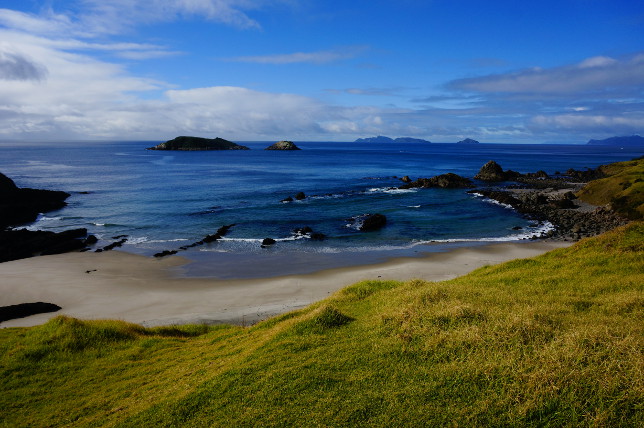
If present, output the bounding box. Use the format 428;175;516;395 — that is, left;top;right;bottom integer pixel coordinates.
1;222;642;427
577;157;644;219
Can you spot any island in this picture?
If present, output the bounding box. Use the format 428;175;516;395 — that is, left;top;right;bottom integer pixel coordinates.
147;136;250;151
393;137;431;143
456;138;480;144
265;140;301;150
586;135;644;146
354;136;394;143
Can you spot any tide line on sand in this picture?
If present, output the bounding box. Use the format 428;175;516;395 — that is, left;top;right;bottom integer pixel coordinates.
0;240;571;328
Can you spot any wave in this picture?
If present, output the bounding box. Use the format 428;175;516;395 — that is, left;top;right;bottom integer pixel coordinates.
471;192;514;209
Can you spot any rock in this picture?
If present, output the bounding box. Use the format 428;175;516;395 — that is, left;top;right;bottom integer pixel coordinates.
0;172;18;194
400;173;473;189
294;192;306;200
294;226;313;235
154;250;178;258
146;136;250;151
400;176;412;183
261;238;276;246
281;196;294;203
265;141;301;150
100;238;127;252
0;228;91;263
456;138;480;144
359;213;387;231
84;235;98;246
0;302;62;323
474;160;507;181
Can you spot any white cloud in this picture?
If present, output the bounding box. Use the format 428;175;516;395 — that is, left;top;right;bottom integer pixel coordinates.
226;46;368;64
530;114;644;133
448;53;644;95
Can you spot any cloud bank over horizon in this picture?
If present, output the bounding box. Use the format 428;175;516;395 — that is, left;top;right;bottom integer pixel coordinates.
0;1;642;143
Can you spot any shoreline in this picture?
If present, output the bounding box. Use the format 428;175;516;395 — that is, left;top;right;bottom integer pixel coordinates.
0;239;571;328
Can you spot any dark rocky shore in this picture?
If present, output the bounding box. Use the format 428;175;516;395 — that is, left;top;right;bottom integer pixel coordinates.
467;161;629;241
0;172;97;263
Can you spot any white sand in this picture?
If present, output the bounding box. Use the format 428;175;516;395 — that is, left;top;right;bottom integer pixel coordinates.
0;241;571;328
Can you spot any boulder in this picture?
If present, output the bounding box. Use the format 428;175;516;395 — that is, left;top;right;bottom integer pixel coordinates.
474;160;507;181
359;213;387;231
294;192;306;200
265;141;301;150
400;173;473;189
261;238;276;246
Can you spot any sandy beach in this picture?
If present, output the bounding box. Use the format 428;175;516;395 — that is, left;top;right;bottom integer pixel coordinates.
0;241;571;328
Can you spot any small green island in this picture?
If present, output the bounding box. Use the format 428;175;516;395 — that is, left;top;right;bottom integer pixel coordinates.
147;136;250;151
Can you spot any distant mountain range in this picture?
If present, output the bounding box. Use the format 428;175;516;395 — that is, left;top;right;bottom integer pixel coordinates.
354;136;431;143
587;135;644;146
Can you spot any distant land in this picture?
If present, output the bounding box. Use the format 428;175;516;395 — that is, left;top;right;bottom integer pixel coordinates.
354;136;431;143
586;135;644;147
147;136;250;151
456;138;480;144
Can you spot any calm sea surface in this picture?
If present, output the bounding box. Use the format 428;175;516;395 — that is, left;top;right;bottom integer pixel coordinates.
1;141;642;278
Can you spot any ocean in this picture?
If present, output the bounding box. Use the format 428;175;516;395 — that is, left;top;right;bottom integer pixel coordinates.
1;141;642;278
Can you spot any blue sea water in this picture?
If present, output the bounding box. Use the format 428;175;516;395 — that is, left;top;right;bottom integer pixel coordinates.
1;141;642;278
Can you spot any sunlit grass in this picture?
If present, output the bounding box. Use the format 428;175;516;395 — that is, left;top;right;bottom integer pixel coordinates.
1;222;642;426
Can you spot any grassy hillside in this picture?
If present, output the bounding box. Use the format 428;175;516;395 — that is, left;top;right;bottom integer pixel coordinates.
577;157;644;219
1;221;642;427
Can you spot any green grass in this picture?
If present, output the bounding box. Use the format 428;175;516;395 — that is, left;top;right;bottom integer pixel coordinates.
577;157;644;219
1;222;642;427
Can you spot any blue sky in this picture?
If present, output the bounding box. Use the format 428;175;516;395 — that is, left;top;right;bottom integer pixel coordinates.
0;0;643;143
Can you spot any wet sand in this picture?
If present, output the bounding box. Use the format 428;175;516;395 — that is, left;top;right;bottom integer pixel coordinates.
0;240;571;328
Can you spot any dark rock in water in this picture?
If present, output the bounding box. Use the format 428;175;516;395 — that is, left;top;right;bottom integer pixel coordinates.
281;196;294;203
154;250;178;258
0;302;62;323
456;138;480;144
202;234;220;243
359;213;387;231
261;238;276;246
84;235;98;246
294;192;306;200
0;228;91;263
294;226;313;235
99;238;127;252
400;173;474;189
400;176;412;183
146;136;250;151
265;140;301;150
512;226;523;230
0;172;71;229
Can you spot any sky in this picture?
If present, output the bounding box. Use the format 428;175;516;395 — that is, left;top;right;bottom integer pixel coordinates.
0;0;643;143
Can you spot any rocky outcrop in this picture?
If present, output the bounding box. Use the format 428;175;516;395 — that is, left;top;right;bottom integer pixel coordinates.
0;302;62;323
0;172;70;229
473;189;628;240
0;228;94;263
400;173;474;189
147;136;250;151
358;214;387;231
154;224;236;257
474;161;521;182
265;141;301;150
